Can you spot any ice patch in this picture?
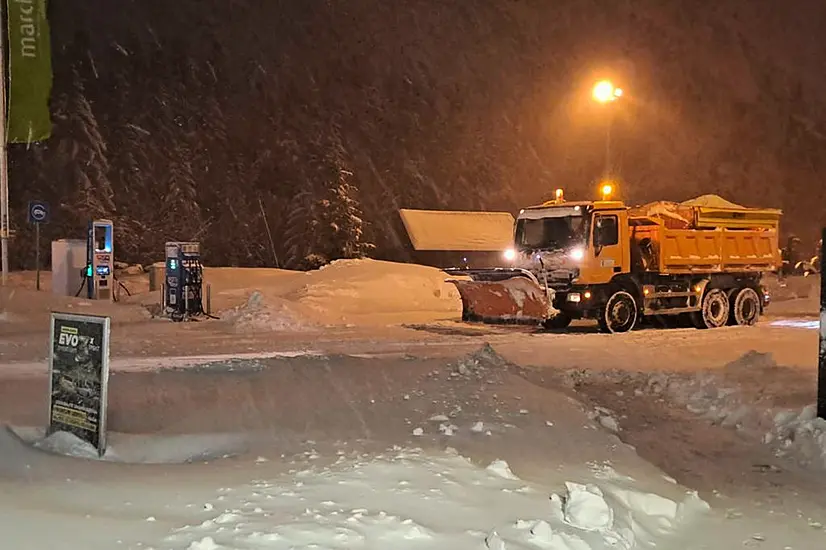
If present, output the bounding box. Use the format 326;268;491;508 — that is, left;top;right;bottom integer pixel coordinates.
769;319;819;330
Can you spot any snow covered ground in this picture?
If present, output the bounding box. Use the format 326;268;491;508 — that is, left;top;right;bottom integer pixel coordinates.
0;440;712;550
1;434;822;550
1;262;825;549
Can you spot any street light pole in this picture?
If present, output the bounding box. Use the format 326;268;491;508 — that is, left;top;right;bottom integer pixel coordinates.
605;115;612;178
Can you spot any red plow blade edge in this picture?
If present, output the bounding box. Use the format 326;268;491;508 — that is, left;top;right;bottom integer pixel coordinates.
447;276;552;324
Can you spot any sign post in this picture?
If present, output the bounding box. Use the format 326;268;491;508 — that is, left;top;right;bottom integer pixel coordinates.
27;201;49;290
47;312;111;456
817;227;826;419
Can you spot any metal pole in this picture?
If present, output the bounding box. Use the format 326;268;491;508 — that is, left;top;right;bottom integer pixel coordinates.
35;222;40;290
818;226;826;419
0;8;10;287
605;118;611;178
258;197;279;268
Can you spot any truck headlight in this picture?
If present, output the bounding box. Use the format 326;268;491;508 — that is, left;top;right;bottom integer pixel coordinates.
567;293;582;303
568;247;584;261
503;248;516;261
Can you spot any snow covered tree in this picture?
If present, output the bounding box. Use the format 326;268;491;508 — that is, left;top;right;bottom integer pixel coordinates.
315;167;375;261
54;67;117;224
282;188;321;269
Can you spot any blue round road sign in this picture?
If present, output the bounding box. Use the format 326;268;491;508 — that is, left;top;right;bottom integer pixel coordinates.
28;201;50;224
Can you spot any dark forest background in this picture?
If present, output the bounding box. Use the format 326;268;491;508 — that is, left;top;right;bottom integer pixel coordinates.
7;0;826;269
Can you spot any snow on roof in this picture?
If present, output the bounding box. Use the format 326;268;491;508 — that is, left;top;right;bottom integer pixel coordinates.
399;209;514;251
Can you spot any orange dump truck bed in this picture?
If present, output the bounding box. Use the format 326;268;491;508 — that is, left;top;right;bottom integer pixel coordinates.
629;201;782;274
631;225;780;274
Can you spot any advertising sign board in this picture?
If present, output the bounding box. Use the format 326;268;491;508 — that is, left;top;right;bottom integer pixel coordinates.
47;312;111;456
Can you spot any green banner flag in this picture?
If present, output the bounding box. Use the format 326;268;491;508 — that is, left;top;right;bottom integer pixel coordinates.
6;0;53;143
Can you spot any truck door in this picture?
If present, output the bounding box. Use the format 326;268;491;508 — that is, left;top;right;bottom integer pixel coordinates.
591;211;628;284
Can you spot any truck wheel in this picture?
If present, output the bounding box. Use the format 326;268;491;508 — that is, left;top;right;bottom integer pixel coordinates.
691;288;729;329
731;287;760;326
598;291;638;333
543;313;572;330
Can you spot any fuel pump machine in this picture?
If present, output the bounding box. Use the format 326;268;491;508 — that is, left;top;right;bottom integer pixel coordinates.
86;219;114;301
164;241;205;320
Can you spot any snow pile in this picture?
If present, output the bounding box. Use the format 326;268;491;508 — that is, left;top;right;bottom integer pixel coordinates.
629;351;826;470
449;342;511;380
588;407;621;434
285;259;463;324
221;290;318;332
766;405;826;468
151;449;706;550
680;194;744;209
628;201;694;229
34;431;107;460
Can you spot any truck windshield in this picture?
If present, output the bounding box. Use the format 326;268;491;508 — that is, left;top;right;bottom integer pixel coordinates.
514;215;587;251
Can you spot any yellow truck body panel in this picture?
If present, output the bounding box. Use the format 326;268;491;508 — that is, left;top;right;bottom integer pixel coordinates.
632;225;781;274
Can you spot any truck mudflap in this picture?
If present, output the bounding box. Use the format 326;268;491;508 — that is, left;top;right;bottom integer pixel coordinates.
443;268;553;324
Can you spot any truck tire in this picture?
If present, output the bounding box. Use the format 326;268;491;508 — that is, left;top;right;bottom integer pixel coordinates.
598;291;638;333
731;287;760;326
543;313;572;330
691;288;729;329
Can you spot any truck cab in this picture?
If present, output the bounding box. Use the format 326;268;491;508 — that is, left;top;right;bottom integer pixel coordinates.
507;200;630;288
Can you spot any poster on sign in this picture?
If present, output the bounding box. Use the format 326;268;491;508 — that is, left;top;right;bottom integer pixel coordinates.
47;312;111;456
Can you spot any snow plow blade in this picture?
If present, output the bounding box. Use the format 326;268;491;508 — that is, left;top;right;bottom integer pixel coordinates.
444;268;552;324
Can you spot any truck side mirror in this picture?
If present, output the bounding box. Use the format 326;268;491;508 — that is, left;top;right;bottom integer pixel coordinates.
593;219;604;252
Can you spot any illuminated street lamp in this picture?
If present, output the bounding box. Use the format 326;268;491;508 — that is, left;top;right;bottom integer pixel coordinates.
592;80;623;103
591;80;623;178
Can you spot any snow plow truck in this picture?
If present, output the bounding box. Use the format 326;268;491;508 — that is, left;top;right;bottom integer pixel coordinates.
431;193;782;333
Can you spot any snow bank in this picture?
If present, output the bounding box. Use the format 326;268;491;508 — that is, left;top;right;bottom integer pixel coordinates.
284;258;463;324
17;428;249;464
152;449;706;550
205;259;463;327
625;351;826;471
5;259;465;329
0;286;151;324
